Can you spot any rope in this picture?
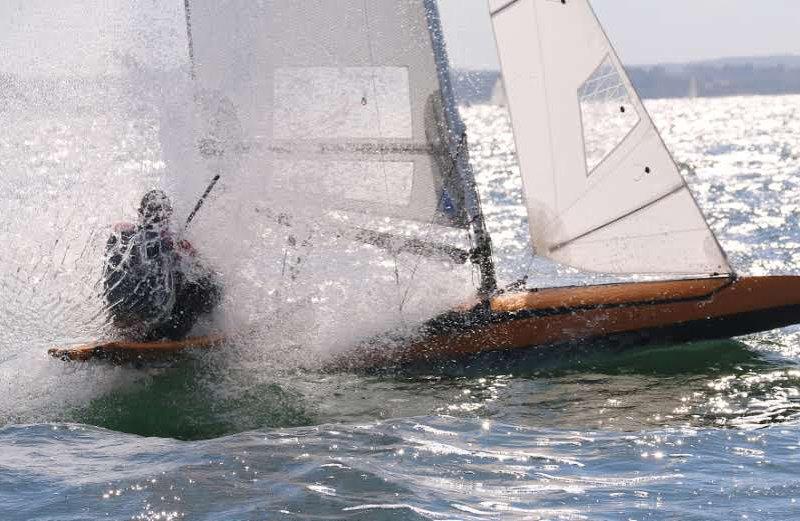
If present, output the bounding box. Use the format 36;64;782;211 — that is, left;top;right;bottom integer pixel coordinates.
362;0;405;314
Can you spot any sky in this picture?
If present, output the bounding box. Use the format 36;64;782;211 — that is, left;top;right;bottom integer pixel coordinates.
3;0;800;76
592;0;800;66
438;0;800;68
0;0;186;77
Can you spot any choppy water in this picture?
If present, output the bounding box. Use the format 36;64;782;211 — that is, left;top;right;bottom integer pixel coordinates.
3;92;800;520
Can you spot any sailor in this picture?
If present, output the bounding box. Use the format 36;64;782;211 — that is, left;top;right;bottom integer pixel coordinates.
103;190;221;341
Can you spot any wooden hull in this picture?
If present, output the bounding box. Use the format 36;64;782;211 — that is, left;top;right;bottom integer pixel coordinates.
48;335;225;364
338;275;800;370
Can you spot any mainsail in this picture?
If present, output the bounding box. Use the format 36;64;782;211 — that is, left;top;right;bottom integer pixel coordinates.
489;0;732;276
184;0;496;293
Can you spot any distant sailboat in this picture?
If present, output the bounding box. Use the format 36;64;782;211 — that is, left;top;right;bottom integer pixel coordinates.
688;75;700;98
489;76;506;106
180;0;800;369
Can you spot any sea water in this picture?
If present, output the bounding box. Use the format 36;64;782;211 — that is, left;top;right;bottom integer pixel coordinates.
2;92;800;519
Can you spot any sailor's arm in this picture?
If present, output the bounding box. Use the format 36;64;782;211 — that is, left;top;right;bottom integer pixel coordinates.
106;222;135;250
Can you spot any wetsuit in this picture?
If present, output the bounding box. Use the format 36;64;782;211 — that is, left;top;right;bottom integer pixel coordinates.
103;222;221;341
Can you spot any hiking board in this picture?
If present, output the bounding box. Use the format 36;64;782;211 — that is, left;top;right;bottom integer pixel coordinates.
49;335;225;364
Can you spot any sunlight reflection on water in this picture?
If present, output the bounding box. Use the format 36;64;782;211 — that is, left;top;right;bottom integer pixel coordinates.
2;94;800;519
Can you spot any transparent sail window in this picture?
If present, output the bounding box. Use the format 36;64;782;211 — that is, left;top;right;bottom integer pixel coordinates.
274;67;413;140
578;55;640;174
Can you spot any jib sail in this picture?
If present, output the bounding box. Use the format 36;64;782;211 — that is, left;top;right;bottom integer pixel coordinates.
490;0;731;276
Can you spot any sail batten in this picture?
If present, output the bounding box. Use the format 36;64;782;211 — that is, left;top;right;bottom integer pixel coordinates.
490;0;523;17
549;184;685;253
490;0;732;276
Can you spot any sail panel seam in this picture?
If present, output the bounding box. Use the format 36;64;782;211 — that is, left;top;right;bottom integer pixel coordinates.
267;142;439;156
490;0;523;17
549;184;685;252
531;0;562;224
183;0;195;79
559;227;723;245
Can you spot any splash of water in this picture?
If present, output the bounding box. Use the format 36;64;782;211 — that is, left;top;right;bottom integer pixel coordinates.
0;46;476;427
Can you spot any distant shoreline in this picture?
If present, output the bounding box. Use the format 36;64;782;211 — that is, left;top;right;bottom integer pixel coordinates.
455;55;800;103
5;54;800;105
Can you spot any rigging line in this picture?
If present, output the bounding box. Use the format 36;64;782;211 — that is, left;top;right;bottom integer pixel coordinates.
361;0;404;312
467;227;478;289
399;129;480;309
400;123;482;308
399;192;450;313
520;236;537;287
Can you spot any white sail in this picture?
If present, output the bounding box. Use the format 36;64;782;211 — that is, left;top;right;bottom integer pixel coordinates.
185;0;470;229
489;0;731;276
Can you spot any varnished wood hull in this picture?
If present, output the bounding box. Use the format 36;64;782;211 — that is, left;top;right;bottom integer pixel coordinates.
48;335;225;364
338;275;800;370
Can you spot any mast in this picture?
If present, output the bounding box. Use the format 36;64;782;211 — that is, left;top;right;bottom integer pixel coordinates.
424;0;498;296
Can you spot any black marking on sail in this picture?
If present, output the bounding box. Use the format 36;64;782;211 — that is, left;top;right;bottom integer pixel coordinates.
253;205;470;265
183;0;196;80
351;228;470;265
267;141;445;157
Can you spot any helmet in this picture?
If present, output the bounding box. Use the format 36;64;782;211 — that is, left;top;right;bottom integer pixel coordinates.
138;189;173;225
